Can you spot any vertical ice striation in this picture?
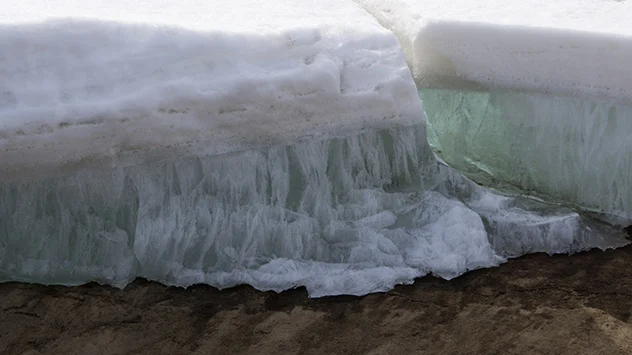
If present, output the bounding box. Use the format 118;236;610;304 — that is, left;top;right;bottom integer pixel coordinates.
421;89;632;224
1;0;630;297
1;124;626;297
354;0;632;225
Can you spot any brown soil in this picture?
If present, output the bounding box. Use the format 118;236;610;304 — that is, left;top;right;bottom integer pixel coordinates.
2;246;632;355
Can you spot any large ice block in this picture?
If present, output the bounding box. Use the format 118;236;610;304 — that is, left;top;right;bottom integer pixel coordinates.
421;88;632;223
0;0;420;182
1;0;628;297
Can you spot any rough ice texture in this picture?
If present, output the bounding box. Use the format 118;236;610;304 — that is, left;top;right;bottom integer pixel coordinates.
2;125;624;297
353;0;632;102
422;89;632;224
0;0;420;182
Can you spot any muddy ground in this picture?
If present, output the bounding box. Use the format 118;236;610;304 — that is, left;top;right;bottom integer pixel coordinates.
2;246;632;355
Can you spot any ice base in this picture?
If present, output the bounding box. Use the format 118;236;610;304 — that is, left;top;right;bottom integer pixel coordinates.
1;124;626;297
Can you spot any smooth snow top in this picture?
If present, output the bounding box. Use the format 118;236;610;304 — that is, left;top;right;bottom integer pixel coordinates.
0;0;420;181
354;0;632;101
3;0;384;33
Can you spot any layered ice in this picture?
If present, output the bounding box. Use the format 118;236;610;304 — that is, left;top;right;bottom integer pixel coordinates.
1;0;420;181
1;124;624;297
421;89;632;223
0;0;628;297
355;0;632;223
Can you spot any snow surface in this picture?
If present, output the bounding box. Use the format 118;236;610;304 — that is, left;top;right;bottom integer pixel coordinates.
354;0;632;102
0;0;420;181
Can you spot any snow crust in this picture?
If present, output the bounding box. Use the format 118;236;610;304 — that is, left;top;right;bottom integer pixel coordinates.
354;0;632;102
0;0;419;181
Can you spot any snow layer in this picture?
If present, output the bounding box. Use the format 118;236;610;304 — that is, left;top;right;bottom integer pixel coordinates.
0;0;419;181
354;0;632;102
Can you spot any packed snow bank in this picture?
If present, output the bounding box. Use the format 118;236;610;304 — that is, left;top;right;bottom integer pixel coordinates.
0;0;419;182
354;0;632;102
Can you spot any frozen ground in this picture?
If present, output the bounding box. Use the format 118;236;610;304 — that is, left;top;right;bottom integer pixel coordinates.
5;246;632;355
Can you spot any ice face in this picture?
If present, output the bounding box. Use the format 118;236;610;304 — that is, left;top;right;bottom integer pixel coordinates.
421;88;632;224
2;0;630;297
1;124;625;297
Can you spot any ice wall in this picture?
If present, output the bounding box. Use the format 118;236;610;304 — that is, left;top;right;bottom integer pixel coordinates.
353;0;632;102
2;124;624;297
421;89;632;223
355;0;632;222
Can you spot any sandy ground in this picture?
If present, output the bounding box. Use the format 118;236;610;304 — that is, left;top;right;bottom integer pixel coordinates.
2;246;632;355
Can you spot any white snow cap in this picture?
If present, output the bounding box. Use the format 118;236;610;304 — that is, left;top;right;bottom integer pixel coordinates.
0;0;421;181
354;0;632;102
